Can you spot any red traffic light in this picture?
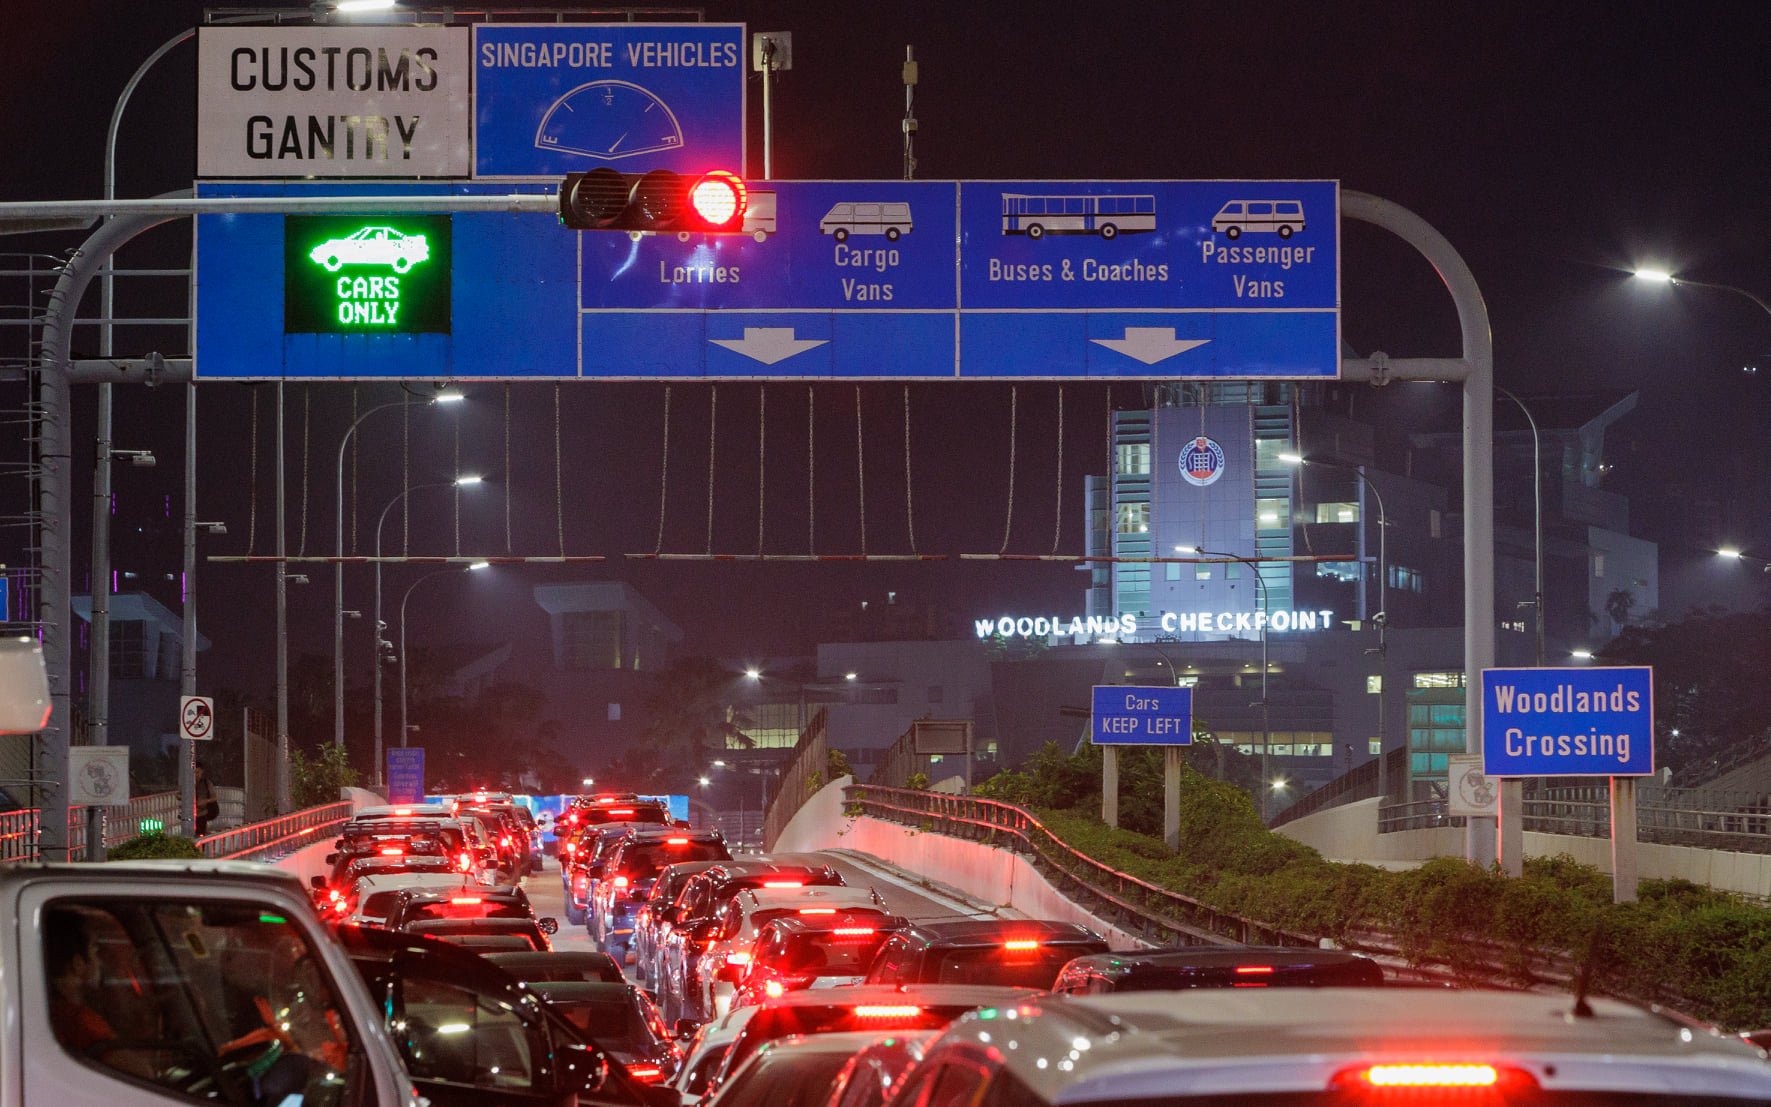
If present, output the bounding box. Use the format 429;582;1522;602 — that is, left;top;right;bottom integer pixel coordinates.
558;168;748;234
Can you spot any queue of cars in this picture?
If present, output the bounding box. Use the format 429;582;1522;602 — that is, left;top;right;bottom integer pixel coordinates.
291;785;1771;1107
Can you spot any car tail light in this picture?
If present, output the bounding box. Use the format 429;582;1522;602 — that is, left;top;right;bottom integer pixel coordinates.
613;875;630;889
763;880;803;888
327;889;343;902
610;808;634;815
394;807;412;815
667;836;689;845
380;846;404;855
798;908;836;915
626;1064;664;1083
763;979;786;998
853;1005;920;1019
1337;1064;1509;1089
1235;965;1274;975
566;842;578;856
451;896;483;905
1003;940;1040;951
725;952;752;967
831;927;875;936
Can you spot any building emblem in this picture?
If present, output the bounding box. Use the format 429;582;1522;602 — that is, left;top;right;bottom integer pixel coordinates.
1179;436;1226;486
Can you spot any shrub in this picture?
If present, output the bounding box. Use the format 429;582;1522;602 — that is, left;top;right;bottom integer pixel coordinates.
905;771;930;790
290;744;358;808
826;747;854;781
108;834;203;861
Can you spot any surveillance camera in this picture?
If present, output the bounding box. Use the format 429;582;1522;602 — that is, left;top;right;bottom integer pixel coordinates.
289;574;310;585
204;522;227;536
129;453;156;468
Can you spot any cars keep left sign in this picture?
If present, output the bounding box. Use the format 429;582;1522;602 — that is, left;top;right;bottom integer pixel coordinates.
1480;666;1654;778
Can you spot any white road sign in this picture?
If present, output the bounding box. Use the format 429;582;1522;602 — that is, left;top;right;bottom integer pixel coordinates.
69;746;130;806
198;26;472;178
180;695;216;741
1448;754;1498;817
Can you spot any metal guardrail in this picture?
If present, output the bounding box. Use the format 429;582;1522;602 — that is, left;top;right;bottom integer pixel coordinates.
762;708;830;851
847;782;1318;947
196;801;354;862
1376;785;1771;853
1;791;183;862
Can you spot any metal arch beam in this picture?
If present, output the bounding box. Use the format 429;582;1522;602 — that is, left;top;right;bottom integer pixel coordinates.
34;204;183;858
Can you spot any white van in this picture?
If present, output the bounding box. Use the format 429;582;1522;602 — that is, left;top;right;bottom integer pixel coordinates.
819;201;913;242
1211;199;1306;239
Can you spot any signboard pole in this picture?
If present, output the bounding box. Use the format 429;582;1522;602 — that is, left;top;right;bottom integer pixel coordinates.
1611;776;1639;902
1101;747;1119;829
1163;747;1182;850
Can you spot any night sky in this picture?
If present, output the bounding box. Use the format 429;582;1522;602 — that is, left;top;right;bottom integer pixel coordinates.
1;0;1767;709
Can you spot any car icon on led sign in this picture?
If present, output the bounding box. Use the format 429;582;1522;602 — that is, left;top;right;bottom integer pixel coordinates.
309;227;432;273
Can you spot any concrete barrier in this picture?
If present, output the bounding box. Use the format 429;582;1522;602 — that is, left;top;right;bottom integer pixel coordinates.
776;777;1147;947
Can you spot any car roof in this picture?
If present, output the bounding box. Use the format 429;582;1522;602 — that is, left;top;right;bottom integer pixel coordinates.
623;829;724;844
526;980;636;1003
765;915;909;938
893;919;1105;947
399;887;527;904
1065;945;1380;972
484;950;622;977
734;886;884;912
747;983;1037;1011
357;804;453;818
933;988;1771;1103
759;1030;905;1058
352;872;482;894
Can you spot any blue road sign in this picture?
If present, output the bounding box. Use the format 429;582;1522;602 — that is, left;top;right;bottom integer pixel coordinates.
194;179;1339;380
473;24;745;178
0;576;9;622
1481;666;1655;778
387;747;426;804
1092;685;1193;747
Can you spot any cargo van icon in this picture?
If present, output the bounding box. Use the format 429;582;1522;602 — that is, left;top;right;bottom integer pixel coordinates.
819;202;913;242
1211;200;1305;239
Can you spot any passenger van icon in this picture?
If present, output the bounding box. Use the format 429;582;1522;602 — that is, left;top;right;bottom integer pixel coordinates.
819;202;913;242
1211;200;1305;240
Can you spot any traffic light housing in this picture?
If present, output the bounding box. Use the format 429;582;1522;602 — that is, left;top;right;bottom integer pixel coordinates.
558;168;748;234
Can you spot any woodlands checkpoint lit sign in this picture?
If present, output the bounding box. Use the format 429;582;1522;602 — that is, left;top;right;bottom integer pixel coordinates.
975;608;1339;641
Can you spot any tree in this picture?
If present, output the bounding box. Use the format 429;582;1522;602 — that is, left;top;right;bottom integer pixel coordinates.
1602;610;1771;778
641;657;757;776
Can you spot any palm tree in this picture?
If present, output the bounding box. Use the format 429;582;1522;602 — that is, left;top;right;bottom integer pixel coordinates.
642;657;757;775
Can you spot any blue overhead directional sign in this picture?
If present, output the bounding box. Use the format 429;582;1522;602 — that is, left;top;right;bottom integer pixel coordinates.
1481;666;1655;778
1092;685;1193;747
193;179;1339;380
473;24;746;178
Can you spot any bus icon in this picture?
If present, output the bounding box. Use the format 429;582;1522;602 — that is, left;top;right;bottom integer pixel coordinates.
1000;193;1155;240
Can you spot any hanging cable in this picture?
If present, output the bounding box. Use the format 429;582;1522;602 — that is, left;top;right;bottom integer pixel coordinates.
503;383;512;552
706;384;718;555
246;386;259;555
349;385;359;554
554;384;565;557
757;384;766;555
855;385;867;557
402;399;410;556
1052;386;1064;554
297;386;310;557
904;385;917;554
998;385;1018;554
654;385;671;554
807;385;815;555
453;411;462;556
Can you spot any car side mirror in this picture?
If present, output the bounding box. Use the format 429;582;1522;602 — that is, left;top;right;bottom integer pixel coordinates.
673;1018;700;1041
538;917;560;936
309;875;327;890
556;1042;607;1095
691;920;720;941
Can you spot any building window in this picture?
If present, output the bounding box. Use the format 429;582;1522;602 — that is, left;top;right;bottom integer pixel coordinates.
1429;509;1443;539
1412;671;1465;689
1165;562;1180;581
1225;562;1240;579
1315;502;1360;524
1116;503;1149;534
561;611;623;670
1255;498;1289;529
1116;443;1150;476
1195;565;1212;581
1388;565;1424;592
1316;561;1360;583
1366;675;1382;694
1593;552;1607;578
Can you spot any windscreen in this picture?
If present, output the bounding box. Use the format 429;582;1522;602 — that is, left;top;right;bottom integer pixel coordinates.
583;804;669;825
779;930;891;975
730;1005;958;1077
930;946;1080;989
718;1048;853;1107
623;841;730;879
412;922;544;950
554;998;651;1054
407;901;529;923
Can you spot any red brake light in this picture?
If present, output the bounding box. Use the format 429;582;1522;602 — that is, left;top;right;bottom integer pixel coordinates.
1235;965;1275;975
457;853;474;872
327;889;343;901
724;952;752;967
853;1005;920;1019
798;908;836;915
1348;1064;1501;1088
763;979;785;998
566;842;578;856
626;1063;664;1083
763;881;803;889
613;875;630;889
380;846;404;855
666;837;689;845
831;927;875;936
451;897;483;905
610;809;634;816
1003;940;1040;951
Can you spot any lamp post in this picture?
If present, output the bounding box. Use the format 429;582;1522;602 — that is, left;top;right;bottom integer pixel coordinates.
398;562;488;764
1191;545;1272;820
1631;269;1771;320
372;476;481;787
1280;453;1392;807
334;391;462;751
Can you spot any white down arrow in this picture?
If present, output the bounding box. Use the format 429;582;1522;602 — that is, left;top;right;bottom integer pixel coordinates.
1090;327;1211;365
710;327;830;365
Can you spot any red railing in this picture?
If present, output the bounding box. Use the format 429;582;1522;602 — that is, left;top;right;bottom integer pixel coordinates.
197;802;354;862
0;791;183;862
0;796;351;864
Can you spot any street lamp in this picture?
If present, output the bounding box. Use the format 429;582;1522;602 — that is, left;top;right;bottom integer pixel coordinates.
398;561;487;765
1718;547;1771;572
335;389;463;750
1279;452;1394;805
1631;268;1771;319
1190;545;1273;819
371;476;483;786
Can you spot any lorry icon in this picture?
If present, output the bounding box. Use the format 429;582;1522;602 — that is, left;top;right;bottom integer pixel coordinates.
819;202;913;242
1210;200;1306;239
